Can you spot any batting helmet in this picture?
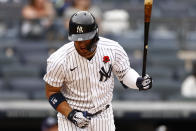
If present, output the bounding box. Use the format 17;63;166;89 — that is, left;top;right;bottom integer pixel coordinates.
68;11;98;41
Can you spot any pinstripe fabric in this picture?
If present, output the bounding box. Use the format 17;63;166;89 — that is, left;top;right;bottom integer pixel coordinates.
44;37;131;131
57;105;115;131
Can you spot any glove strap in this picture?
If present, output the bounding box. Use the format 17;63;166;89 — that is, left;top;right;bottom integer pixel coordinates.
136;77;144;91
67;109;78;123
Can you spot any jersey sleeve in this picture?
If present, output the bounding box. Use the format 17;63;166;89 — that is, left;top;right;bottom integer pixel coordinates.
113;44;131;81
43;58;65;87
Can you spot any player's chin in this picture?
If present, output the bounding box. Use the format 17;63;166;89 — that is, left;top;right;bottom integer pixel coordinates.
79;50;88;55
81;52;94;58
77;48;94;57
81;53;91;58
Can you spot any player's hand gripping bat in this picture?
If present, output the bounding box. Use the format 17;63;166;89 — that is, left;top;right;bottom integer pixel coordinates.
142;0;153;77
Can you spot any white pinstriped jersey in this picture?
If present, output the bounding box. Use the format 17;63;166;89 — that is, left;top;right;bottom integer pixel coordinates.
43;37;131;117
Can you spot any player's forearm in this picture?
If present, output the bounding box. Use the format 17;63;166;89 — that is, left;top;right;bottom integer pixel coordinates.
56;101;72;117
46;91;72;117
45;83;72;117
122;68;140;89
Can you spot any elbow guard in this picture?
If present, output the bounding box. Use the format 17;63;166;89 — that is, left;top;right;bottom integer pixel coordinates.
49;92;67;110
121;68;140;89
120;81;129;89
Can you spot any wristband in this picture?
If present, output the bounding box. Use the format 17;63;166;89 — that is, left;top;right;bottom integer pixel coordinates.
49;92;66;109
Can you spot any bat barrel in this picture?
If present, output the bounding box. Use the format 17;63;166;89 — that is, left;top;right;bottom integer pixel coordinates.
144;0;153;23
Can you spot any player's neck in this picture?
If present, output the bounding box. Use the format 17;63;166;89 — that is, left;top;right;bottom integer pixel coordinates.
87;57;93;61
75;43;97;60
85;49;96;60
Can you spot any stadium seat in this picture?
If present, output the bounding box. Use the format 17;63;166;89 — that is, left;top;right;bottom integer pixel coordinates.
2;64;40;79
8;77;45;99
114;77;125;91
0;55;20;67
151;78;182;100
113;77;127;100
15;42;49;74
113;77;162;101
185;31;196;50
119;89;162;101
47;42;64;51
151;38;178;46
185;43;196;51
0;2;23;21
0;55;20;77
32;90;46;100
112;90;120;101
111;34;143;52
0;2;23;40
0;91;29;100
0;40;16;50
0;79;4;90
9;77;45;92
22;52;48;66
148;53;184;69
150;40;179;54
22;52;48;77
15;42;48;55
147;66;172;79
126;52;142;70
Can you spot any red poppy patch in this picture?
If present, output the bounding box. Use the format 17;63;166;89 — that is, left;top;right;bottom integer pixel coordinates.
103;56;110;63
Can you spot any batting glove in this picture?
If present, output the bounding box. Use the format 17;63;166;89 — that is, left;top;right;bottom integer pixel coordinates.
136;74;152;91
68;109;91;128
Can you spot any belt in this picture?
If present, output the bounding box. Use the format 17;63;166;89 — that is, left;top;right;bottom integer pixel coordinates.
85;104;110;117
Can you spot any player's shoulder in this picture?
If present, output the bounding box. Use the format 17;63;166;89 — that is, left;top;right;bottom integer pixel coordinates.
99;37;118;46
47;41;74;63
98;37;124;49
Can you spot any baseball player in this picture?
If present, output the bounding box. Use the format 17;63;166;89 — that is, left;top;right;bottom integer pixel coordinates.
44;11;152;131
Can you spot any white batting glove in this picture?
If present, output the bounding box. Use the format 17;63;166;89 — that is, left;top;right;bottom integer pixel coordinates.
68;109;91;128
136;74;152;91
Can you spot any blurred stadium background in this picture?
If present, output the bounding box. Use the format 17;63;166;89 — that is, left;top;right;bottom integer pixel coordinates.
0;0;196;131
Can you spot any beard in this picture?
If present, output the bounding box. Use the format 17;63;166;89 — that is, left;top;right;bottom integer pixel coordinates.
76;47;96;59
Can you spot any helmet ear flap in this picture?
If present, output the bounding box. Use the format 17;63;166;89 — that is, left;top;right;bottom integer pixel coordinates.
94;29;99;42
86;30;99;52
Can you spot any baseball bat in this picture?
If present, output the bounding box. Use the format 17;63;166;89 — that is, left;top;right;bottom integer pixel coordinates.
142;0;153;77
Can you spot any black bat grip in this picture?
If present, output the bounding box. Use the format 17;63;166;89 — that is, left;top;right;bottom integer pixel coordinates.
142;22;150;77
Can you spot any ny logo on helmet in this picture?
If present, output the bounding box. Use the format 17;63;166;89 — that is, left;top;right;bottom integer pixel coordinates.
77;26;83;33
